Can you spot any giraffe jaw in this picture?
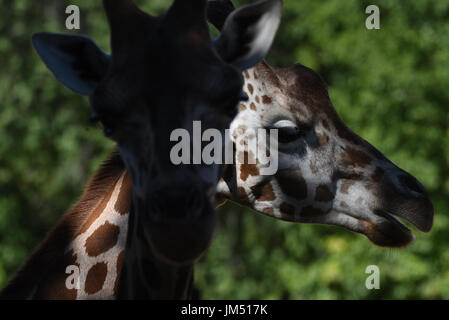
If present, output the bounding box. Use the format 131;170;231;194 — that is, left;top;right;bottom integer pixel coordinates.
361;210;417;248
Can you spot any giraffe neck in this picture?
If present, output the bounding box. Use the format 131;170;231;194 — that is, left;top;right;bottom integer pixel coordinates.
0;152;131;299
0;154;238;300
65;170;130;299
115;190;195;300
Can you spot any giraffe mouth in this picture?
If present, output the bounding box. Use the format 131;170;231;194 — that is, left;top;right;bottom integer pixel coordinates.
361;210;417;248
375;210;411;233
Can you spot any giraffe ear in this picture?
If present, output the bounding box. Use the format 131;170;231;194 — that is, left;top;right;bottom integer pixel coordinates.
213;0;282;71
32;32;111;96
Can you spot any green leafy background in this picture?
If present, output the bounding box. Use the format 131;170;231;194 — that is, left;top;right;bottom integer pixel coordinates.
0;0;448;299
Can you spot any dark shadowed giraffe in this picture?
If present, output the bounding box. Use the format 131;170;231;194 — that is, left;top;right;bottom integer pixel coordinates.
0;0;283;299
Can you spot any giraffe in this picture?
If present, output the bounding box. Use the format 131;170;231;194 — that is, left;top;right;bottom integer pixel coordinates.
1;0;434;300
210;0;433;248
0;0;283;299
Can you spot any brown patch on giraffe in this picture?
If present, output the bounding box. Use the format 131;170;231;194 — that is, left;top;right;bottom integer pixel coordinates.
240;163;259;182
322;119;330;130
85;262;108;295
340;180;355;194
250;181;276;202
114;250;125;293
275;63;331;112
247;83;254;95
114;173;132;215
236;187;251;206
262;95;272;104
263;207;274;215
33;250;79;299
335;124;362;146
255;95;260;103
309;161;319;174
236;125;247;135
280;202;295;219
372;166;384;182
239;103;246;111
315;184;334;202
77;181;116;236
237;150;256;164
85;221;120;257
276;170;308;200
250;102;257;111
253;70;259;79
317;132;329;145
341;146;371;168
244;70;250;79
239;151;259;181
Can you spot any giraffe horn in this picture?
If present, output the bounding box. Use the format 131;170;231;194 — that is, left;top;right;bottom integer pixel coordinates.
170;0;208;13
102;0;152;56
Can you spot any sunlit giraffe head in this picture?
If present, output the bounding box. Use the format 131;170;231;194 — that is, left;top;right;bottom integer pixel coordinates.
210;1;434;248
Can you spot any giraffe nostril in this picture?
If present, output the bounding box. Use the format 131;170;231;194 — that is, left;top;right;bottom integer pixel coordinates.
398;175;424;194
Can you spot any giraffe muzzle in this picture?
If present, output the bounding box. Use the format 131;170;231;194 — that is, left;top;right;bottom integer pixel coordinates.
363;190;434;247
143;180;218;265
146;199;217;266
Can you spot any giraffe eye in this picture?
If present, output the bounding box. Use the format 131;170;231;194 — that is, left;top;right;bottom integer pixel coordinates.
277;126;302;143
271;120;307;144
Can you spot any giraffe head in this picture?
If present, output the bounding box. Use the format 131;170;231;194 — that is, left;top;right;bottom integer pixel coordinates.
225;61;434;248
32;0;283;264
209;0;433;248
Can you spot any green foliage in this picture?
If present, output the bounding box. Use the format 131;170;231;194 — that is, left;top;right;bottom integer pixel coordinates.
0;0;448;299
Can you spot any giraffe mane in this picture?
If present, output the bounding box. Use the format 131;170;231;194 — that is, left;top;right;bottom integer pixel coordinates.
0;151;126;299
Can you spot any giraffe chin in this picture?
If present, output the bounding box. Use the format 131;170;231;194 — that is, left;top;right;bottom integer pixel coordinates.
360;212;416;248
145;208;217;266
